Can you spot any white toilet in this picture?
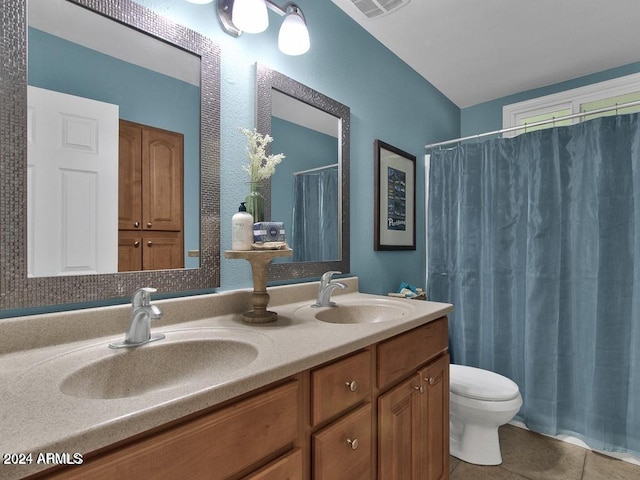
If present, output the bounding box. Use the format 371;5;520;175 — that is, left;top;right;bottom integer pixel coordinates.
449;364;523;465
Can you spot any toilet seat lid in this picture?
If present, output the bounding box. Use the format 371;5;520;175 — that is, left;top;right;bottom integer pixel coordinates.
450;364;520;401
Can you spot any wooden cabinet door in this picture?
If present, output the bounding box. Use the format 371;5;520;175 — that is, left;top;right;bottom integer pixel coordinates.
419;354;449;480
378;372;423;480
118;231;142;271
142;232;184;270
142;126;183;232
118;120;143;231
119;121;183;232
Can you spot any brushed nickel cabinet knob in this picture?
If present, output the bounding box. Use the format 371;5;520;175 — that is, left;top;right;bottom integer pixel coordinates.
345;380;359;392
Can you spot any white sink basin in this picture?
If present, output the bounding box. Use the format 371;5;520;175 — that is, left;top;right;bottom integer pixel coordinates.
60;338;258;399
14;328;269;401
297;297;412;324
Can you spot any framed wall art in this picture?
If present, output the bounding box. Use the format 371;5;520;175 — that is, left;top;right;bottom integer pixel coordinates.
374;140;416;251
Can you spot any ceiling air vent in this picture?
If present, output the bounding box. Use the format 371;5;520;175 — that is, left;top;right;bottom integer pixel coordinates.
350;0;411;19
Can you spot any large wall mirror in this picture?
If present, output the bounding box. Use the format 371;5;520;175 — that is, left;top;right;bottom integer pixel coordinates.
256;64;350;281
0;0;220;311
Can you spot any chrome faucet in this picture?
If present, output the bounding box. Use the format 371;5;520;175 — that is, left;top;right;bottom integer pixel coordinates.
312;271;347;307
109;288;165;349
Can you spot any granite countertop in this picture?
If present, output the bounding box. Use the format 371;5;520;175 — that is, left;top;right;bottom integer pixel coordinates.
0;278;452;479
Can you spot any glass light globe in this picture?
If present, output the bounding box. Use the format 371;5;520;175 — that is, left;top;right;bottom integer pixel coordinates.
278;10;310;55
232;0;269;34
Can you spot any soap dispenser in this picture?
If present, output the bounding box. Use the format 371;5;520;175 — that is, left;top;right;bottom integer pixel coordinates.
232;202;253;251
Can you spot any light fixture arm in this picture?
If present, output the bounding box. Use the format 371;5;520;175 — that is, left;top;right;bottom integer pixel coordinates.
217;0;241;37
217;0;306;36
265;1;304;20
265;0;286;15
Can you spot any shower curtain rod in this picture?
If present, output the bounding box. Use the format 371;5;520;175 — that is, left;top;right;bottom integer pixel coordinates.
425;99;640;150
293;163;338;176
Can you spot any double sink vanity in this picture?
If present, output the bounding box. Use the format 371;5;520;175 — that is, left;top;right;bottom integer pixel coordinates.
1;4;449;477
0;277;452;479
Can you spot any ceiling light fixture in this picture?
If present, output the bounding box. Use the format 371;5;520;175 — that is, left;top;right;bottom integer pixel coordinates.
217;0;310;55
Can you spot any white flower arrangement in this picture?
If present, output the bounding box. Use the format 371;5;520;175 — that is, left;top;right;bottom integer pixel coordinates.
239;128;285;182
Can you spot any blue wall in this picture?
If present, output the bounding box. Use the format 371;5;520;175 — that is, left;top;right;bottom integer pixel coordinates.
132;0;460;296
461;61;640;137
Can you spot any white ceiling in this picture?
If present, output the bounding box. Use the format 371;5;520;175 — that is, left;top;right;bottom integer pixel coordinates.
331;0;640;108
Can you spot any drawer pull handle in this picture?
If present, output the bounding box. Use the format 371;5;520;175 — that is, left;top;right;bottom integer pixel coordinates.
147;222;153;228
414;385;425;394
134;241;140;248
347;438;359;450
345;380;359;392
134;221;140;228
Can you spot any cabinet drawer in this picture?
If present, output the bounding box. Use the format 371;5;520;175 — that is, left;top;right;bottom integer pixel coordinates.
313;404;372;480
44;380;300;480
377;317;448;389
311;349;371;426
246;449;303;480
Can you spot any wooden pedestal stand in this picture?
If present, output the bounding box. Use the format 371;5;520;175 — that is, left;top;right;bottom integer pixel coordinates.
224;248;293;323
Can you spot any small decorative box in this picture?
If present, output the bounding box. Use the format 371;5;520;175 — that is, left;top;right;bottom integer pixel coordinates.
253;222;285;243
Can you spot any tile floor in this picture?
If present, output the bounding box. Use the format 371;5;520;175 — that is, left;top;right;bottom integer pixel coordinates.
450;425;640;480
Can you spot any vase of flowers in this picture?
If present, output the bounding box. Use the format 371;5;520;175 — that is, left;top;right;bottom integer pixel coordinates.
245;181;265;223
239;128;285;222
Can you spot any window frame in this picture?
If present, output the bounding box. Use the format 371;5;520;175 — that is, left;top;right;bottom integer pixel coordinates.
502;72;640;137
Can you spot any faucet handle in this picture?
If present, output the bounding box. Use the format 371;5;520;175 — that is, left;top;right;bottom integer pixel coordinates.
132;287;157;308
321;271;342;285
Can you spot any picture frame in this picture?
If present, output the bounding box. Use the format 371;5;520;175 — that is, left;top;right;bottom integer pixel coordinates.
374;140;416;251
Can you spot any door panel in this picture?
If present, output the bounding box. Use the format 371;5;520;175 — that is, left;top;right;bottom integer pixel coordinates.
27;86;118;276
419;354;450;480
118;121;143;231
378;373;422;479
143;127;183;231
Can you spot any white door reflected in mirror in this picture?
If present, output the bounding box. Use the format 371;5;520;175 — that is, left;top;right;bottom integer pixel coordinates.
27;86;119;277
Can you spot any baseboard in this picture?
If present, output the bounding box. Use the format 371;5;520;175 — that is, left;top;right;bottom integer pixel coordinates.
508;420;640;467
